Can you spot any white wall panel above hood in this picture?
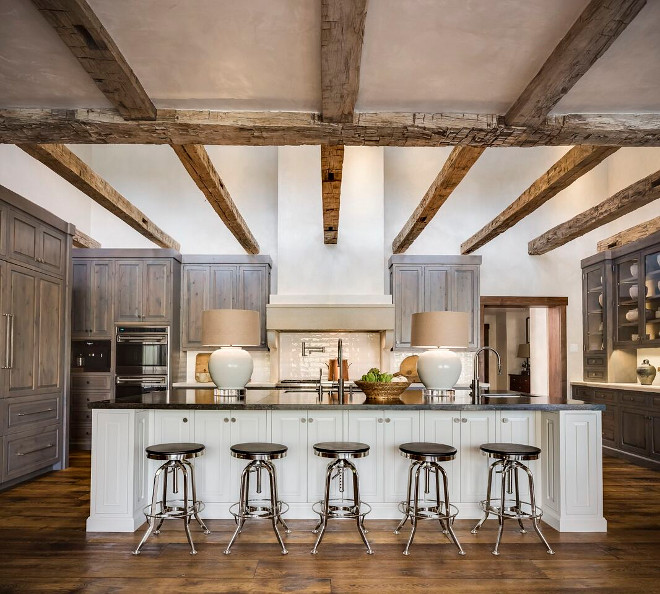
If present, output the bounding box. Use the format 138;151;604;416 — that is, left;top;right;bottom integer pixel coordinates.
266;303;394;332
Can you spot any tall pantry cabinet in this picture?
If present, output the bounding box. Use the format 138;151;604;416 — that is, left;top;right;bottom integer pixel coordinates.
0;185;73;489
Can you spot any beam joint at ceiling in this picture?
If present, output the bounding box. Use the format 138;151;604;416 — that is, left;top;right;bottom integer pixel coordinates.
18;144;179;250
30;0;156;120
171;144;259;254
461;146;619;254
528;169;660;255
72;228;101;248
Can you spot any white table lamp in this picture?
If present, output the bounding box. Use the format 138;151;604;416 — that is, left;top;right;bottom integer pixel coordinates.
202;309;260;396
410;311;469;396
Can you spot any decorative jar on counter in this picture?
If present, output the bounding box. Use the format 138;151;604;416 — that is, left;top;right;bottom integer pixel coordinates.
636;359;657;385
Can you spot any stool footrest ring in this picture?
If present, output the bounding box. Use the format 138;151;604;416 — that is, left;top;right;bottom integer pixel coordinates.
142;500;205;521
397;500;459;522
228;499;289;521
312;499;372;520
479;498;543;521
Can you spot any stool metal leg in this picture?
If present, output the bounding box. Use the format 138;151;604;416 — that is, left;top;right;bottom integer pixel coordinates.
349;459;373;555
472;459;499;534
177;461;197;555
434;464;449;534
183;459;211;534
153;463;169;535
133;463;165;555
521;462;554;555
402;463;422;555
311;458;335;554
492;461;510;555
437;463;464;555
268;462;291;534
265;461;288;554
513;465;526;534
224;462;251;554
394;460;417;534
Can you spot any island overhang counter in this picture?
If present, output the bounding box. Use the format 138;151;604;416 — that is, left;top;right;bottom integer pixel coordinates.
87;388;606;534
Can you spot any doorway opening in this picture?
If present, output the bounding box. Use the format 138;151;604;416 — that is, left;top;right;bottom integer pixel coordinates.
480;297;568;398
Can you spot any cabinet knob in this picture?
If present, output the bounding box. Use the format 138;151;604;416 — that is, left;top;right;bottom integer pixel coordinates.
647;416;653;421
231;417;236;423
224;418;229;423
502;418;509;423
461;418;467;424
385;418;391;423
301;418;307;423
182;417;188;423
378;418;383;423
308;418;314;423
453;418;460;424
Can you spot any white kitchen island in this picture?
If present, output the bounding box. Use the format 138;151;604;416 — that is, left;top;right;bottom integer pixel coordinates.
86;388;607;534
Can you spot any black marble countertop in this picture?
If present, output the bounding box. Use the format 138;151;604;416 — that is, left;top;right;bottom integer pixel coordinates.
88;387;604;411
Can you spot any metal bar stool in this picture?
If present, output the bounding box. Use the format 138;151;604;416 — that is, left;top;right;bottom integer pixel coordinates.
471;442;554;556
393;442;465;555
133;442;210;555
311;441;373;555
224;442;291;555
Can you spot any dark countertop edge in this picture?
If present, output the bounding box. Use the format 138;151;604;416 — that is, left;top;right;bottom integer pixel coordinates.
89;402;605;411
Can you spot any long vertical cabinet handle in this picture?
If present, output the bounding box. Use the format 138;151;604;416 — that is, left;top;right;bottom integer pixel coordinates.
2;314;10;369
8;314;14;369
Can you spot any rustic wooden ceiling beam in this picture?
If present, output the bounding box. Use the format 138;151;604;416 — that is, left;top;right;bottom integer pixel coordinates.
505;0;646;127
391;146;485;254
320;145;344;244
321;0;367;123
461;145;619;254
528;169;660;255
18;144;179;250
72;228;101;248
171;144;259;254
30;0;156;120
597;216;660;251
1;109;659;146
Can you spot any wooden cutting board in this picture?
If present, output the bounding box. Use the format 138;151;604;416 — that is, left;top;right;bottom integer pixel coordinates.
399;355;420;382
195;353;211;383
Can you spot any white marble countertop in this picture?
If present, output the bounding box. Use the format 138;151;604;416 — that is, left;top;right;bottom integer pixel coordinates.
571;381;660;394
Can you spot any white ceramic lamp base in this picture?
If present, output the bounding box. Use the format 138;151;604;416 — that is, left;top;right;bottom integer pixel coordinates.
208;346;253;393
417;348;462;394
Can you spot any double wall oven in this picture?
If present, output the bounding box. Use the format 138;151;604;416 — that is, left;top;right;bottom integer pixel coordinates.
115;326;169;398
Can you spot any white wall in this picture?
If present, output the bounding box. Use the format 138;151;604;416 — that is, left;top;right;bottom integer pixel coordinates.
530;307;549;396
277;145;385;298
505;310;528;376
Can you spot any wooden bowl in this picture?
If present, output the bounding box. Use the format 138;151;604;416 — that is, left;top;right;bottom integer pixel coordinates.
354;380;411;401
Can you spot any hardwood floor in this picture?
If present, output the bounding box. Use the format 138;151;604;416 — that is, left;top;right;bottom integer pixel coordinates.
0;452;659;593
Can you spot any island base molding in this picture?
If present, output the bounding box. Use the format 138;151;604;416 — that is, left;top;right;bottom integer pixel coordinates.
87;408;606;533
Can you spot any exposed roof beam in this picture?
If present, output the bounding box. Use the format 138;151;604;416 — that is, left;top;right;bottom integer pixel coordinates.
392;146;485;254
72;228;101;248
30;0;156;120
18;144;179;250
597;216;660;251
1;109;659;147
505;0;646;127
528;169;660;255
321;0;367;123
171;144;259;254
461;146;619;254
321;145;344;244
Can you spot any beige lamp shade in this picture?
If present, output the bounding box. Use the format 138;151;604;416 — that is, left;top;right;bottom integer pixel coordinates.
410;311;469;348
201;309;260;347
517;342;531;358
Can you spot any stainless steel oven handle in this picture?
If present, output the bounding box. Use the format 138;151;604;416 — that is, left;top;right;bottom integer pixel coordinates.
116;335;168;344
116;377;167;385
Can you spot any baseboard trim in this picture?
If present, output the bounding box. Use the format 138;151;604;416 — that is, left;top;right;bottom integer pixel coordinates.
603;447;660;470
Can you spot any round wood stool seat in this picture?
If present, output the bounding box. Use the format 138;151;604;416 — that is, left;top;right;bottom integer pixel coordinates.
230;442;288;460
399;442;457;461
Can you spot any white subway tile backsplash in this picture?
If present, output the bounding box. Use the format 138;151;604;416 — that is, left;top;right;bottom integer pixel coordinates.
185;350;271;383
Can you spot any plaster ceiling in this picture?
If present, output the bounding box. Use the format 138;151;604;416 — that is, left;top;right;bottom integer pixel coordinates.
0;0;658;114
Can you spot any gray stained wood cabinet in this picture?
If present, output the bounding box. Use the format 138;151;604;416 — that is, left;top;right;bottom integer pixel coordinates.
72;260;113;338
0;184;72;488
181;258;271;350
115;259;172;322
70;373;112;450
572;384;660;469
389;256;481;350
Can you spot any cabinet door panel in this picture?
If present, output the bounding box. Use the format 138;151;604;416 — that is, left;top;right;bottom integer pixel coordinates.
194;411;232;502
115;261;142;322
182;266;210;349
8;210;38;267
620;408;648;456
36;276;63;391
271;411;308;503
496;411;536;498
383;411;420;502
210;266;237;310
602;405;618;447
5;265;38;396
424;267;449;312
0;203;6;256
347;411;382;502
307;411;344;501
71;261;90;337
452;267;479;348
651;414;660;461
238;266;267;347
460;411;496;503
40;227;66;276
143;260;170;321
229;410;269;498
152;411;195;500
393;266;424;348
423;411;461;502
90;261;113;336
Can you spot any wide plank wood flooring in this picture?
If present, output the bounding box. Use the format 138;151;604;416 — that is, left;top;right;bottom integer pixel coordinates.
0;452;659;593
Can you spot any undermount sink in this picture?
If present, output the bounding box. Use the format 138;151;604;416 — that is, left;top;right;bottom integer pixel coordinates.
483;392;526;398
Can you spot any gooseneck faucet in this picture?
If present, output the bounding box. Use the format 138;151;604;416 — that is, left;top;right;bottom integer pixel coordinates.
337;339;345;403
472;347;502;398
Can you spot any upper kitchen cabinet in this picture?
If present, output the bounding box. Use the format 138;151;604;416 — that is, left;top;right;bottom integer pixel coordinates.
181;256;271;350
389;256;481;350
71;260;113;338
115;259;172;323
643;245;660;347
